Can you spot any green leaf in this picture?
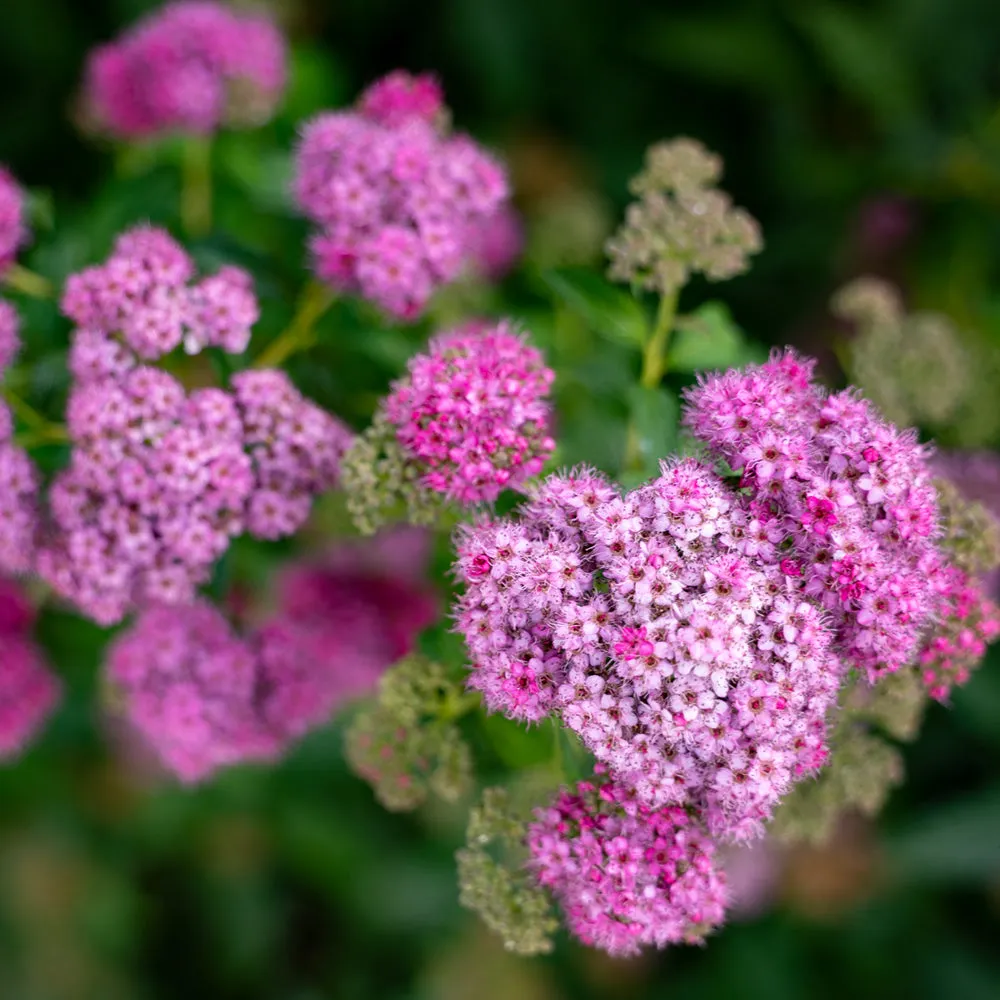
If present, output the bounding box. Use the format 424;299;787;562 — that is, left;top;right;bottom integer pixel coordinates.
541;267;648;349
626;385;678;484
668;301;749;373
887;786;1000;882
480;713;554;768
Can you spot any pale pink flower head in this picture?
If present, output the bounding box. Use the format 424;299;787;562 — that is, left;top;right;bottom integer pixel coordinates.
82;1;288;139
527;774;728;956
0;167;27;278
682;348;944;683
0;579;60;758
293;71;510;319
106;601;279;782
63;226;258;376
383;319;555;504
0;385;39;576
455;460;843;841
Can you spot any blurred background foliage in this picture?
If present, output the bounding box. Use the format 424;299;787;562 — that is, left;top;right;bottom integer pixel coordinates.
1;0;1000;997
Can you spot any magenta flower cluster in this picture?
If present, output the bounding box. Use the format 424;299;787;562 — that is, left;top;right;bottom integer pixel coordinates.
385;320;555;503
83;1;287;138
293;71;510;319
456;459;841;841
0;578;60;757
527;773;727;956
919;565;1000;701
683;349;943;682
0;166;27;277
108;528;436;781
0;304;39;577
37;226;352;625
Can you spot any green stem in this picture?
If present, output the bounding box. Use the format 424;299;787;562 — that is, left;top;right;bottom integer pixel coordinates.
639;289;679;389
623;290;679;472
3;264;53;299
3;387;55;431
180;137;213;239
14;425;70;449
439;690;481;723
253;282;335;368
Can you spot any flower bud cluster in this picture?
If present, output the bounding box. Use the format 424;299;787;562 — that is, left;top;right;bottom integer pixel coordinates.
834;277;969;429
345;655;472;811
606;138;762;296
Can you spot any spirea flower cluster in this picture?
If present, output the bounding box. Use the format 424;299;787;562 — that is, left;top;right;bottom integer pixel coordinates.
456;458;842;841
0;304;39;577
683;348;943;682
293;71;510;319
37;226;352;624
342;319;555;534
606;138;762;296
0;166;27;277
83;1;287;138
526;774;727;956
107;529;436;782
0;578;60;757
918;565;1000;701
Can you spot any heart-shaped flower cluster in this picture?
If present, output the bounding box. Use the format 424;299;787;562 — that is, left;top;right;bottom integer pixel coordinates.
457;460;842;840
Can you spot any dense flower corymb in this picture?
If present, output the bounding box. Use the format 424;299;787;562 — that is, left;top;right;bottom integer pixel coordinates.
527;775;727;956
0;167;27;278
82;1;287;138
64;226;259;373
343;320;555;534
682;348;943;682
456;460;842;841
293;71;510;319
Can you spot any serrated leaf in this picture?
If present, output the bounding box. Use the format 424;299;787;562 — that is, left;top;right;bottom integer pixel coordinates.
542;267;648;348
668;301;749;373
626;384;679;482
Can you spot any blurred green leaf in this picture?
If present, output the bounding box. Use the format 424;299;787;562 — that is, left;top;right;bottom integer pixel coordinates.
668;301;748;372
792;2;919;128
887;786;1000;881
627;384;678;481
480;713;553;769
541;267;647;349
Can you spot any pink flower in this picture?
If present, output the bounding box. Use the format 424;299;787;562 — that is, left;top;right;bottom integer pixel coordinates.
527;775;728;956
0;167;27;278
293;72;510;319
383;319;555;504
82;1;287;138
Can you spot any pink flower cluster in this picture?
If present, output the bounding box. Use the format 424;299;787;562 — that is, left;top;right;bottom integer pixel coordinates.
38;226;352;625
527;773;727;956
0;306;39;576
0;579;60;757
456;460;842;840
384;320;555;503
271;526;438;716
64;226;258;368
0;166;27;277
293;71;509;319
682;349;943;682
919;565;1000;701
83;1;287;138
107;528;436;781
